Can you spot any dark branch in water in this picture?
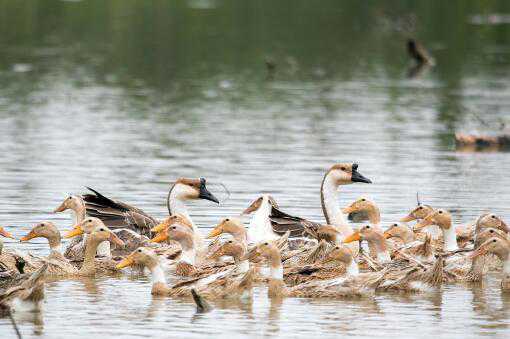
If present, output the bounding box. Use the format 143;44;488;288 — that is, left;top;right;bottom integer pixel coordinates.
9;311;22;339
191;289;212;313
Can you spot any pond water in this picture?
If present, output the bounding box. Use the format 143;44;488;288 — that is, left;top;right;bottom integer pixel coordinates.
1;1;510;338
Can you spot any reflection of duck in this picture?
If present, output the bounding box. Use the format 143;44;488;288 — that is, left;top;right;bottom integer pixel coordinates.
269;163;372;256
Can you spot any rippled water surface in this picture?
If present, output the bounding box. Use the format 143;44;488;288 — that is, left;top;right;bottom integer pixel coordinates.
1;1;510;338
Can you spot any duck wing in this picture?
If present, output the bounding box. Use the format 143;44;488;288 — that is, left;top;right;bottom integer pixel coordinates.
269;206;322;238
83;187;159;236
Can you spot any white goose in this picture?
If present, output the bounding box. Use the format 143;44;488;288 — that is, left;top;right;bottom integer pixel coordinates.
269;163;372;255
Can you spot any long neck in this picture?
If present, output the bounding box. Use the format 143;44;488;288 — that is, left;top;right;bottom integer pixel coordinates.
169;187;195;230
442;225;458;252
321;174;349;230
268;250;283;280
80;238;101;275
179;239;196;265
48;235;62;253
71;204;87;224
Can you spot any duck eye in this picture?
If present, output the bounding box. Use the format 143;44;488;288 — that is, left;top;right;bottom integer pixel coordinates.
438;211;443;214
68;197;72;200
172;226;176;230
340;167;346;171
491;215;496;219
228;240;233;243
366;225;370;229
225;218;230;222
100;228;105;231
490;229;494;233
418;206;423;210
393;223;398;226
263;242;269;246
493;239;497;243
334;246;340;250
138;249;142;252
361;198;365;202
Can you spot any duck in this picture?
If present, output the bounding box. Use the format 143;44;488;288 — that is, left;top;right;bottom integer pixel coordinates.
383;223;416;245
53;195;114;260
116;243;253;299
207;218;248;246
283;244;359;286
253;242;385;299
342;197;382;233
19;221;77;276
470;237;510;290
400;204;441;238
63;219;126;276
82;178;219;239
269;163;372;256
414;209;459;252
150;223;201;277
0;226;16;270
0;263;48;314
241;195;280;243
343;225;392;264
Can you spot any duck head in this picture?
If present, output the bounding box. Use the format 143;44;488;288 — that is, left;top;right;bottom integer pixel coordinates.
384;223;415;243
414;209;452;231
117;247;159;269
400;204;435;222
151;214;192;233
20;221;61;250
476;213;509;234
207;218;246;239
207;239;246;262
470;237;510;261
53;195;85;213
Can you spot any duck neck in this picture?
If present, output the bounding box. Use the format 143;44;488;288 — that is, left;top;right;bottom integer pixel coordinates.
500;250;510;275
179;240;196;266
0;238;3;255
96;241;111;257
321;174;348;229
442;224;458;252
401;228;415;244
80;238;101;275
71;204;87;225
346;258;359;276
370;235;391;263
149;262;167;285
268;250;283;281
48;235;62;253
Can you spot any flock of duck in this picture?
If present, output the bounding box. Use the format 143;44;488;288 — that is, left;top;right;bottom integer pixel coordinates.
1;163;509;314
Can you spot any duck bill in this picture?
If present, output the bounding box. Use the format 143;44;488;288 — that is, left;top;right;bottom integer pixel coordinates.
198;178;219;204
469;247;487;259
109;232;125;247
241;197;262;215
53;201;67;213
151;231;169;243
64;226;84;239
20;230;38;242
151;221;168;233
414;218;433;231
343;232;361;244
342;206;355;214
400;214;416;223
207;225;223;239
383;231;392;239
351;168;372;184
0;228;15;239
116;255;135;269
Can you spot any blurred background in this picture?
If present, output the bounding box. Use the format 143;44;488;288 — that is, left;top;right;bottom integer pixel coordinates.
1;1;510;338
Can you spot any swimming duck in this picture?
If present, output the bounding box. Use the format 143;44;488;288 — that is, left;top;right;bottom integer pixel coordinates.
344;225;392;264
207;218;248;246
342;198;382;233
415;209;458;252
82;178;219;238
242;195;280;243
117;243;253;299
470;237;510;290
19;222;77;276
384;223;416;245
253;242;384;299
0;263;48;315
54;195;114;260
269;163;372;256
0;227;38;275
63;219;125;276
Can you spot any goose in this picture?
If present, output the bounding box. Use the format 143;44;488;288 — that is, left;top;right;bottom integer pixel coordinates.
116;244;253;299
269;163;372;255
82;178;219;240
470;237;510;290
0;264;48;314
343;225;392;264
241;195;280;243
252;242;384;299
